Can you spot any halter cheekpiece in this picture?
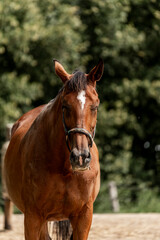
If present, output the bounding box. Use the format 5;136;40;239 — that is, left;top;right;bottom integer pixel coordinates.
62;111;96;152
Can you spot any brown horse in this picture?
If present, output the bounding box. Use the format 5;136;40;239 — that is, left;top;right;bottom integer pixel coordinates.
4;59;104;240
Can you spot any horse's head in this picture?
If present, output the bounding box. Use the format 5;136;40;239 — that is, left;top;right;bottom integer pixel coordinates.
54;59;104;171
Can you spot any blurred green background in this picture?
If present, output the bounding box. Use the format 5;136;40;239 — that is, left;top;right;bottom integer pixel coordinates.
1;0;160;213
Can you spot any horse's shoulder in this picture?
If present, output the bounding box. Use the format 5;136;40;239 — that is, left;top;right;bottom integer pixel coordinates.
11;105;46;137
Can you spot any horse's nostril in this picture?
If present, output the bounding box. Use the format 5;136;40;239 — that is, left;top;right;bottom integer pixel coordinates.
70;148;91;169
82;150;89;157
86;157;90;162
75;156;79;164
83;151;91;159
70;149;79;164
82;151;91;164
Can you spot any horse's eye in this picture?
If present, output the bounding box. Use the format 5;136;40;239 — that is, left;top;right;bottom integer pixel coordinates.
62;106;71;117
90;106;98;112
62;105;70;110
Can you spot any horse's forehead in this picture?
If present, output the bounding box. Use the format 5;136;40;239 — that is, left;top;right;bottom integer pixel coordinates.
63;85;98;100
63;86;98;103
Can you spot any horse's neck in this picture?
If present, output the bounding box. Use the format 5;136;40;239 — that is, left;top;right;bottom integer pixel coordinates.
43;95;69;159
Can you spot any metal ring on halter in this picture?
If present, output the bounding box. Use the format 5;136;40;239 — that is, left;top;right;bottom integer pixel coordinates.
62;111;96;152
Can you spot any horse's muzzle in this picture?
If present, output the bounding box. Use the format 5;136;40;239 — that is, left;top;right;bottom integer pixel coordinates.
70;148;91;171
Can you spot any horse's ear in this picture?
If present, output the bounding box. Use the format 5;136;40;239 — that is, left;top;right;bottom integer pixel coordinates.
87;59;104;86
53;59;71;83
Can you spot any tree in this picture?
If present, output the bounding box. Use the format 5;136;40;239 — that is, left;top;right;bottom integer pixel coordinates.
1;0;160;212
0;0;85;143
77;0;160;211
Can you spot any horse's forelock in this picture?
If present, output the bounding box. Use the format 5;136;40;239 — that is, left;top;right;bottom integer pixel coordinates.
65;71;87;92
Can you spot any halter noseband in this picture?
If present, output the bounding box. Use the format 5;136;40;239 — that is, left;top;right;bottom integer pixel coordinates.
62;111;96;152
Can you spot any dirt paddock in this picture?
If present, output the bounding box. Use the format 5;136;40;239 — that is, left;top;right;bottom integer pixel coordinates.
0;213;160;240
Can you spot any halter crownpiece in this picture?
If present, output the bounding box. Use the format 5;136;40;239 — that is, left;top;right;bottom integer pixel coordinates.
62;111;96;152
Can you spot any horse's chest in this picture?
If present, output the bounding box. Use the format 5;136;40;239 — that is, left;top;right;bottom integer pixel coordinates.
53;175;95;204
39;173;97;219
65;176;95;203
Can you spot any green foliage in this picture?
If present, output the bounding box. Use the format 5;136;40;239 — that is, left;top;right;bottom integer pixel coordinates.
0;0;43;139
121;187;160;213
0;73;41;125
1;0;160;213
78;0;160;212
0;0;84;141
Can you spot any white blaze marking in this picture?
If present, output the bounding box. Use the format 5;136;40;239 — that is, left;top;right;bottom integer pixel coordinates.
77;90;86;110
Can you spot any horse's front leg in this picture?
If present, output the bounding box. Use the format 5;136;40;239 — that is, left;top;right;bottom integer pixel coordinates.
39;222;52;240
70;203;93;240
24;212;43;240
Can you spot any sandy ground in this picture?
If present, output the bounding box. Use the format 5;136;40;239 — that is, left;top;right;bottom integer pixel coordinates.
0;213;160;240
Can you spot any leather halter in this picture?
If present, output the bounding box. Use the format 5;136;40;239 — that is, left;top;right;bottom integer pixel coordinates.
62;111;96;152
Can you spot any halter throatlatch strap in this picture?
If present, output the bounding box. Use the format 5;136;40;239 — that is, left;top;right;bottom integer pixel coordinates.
62;111;95;152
